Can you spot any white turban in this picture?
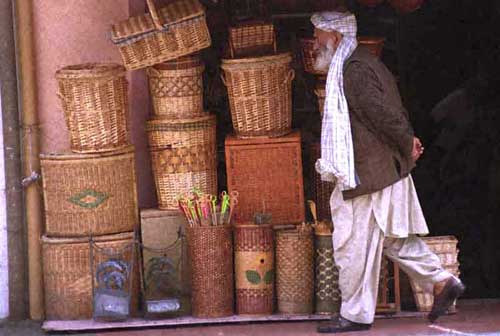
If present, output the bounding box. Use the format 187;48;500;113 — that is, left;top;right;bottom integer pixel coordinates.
312;11;359;192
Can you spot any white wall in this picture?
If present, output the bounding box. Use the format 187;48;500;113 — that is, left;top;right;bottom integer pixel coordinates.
0;92;9;318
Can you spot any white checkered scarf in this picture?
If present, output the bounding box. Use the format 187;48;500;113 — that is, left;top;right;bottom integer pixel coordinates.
312;12;358;190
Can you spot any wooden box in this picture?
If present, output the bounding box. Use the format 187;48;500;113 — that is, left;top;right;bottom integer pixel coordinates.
225;131;305;225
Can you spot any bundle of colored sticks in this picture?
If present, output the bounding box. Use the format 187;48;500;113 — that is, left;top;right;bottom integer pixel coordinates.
177;189;239;227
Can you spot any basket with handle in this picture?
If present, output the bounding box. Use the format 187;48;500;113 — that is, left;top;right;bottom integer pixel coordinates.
229;21;277;58
221;53;294;138
146;55;206;119
55;63;129;153
110;0;211;71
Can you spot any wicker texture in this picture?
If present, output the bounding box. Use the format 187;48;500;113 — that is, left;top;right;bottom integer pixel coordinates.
40;146;138;237
186;226;234;317
225;132;305;225
234;224;274;315
410;236;460;312
42;232;139;320
221;53;294;138
300;38;327;75
229;21;277;58
314;82;326;118
147;56;206;118
276;229;314;314
146;116;217;210
310;143;335;221
315;234;340;314
55;63;129;153
111;0;211;70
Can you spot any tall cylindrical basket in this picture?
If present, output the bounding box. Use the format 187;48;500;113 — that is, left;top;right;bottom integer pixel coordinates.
234;224;274;315
276;228;314;314
55;63;129;153
186;225;234;317
315;233;340;314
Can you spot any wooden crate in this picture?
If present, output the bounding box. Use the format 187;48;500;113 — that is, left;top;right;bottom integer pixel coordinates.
140;209;191;297
225;131;305;226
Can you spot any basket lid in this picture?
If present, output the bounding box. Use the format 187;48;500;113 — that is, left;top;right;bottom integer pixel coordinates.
55;63;126;79
42;231;134;245
221;52;292;70
152;55;203;70
111;0;205;44
146;114;215;128
358;36;385;45
40;145;135;161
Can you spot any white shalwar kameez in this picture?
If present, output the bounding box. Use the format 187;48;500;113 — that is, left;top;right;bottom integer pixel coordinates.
330;175;453;324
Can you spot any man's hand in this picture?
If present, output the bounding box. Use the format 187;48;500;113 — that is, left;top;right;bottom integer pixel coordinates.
412;137;424;162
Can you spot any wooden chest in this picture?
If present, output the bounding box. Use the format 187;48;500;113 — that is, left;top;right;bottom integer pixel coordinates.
225;131;305;225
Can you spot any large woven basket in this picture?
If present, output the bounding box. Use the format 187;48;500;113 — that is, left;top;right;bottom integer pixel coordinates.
410;236;460;312
40;146;138;237
221;53;294;138
147;56;206;119
42;232;139;320
315;233;340;314
310;143;335;221
276;228;314;314
111;0;211;71
229;21;277;58
186;225;234;317
146;115;217;210
55;63;129;153
234;224;274;315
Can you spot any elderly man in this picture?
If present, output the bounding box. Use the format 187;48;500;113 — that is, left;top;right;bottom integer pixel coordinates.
312;11;465;333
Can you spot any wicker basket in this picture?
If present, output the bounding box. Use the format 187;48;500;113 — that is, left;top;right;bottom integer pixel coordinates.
276;228;314;314
315;233;340;314
410;236;460;312
42;232;139;320
229;21;277;58
146;115;217;210
110;0;211;71
55;63;129;153
234;224;274;315
147;56;206;118
186;225;234;317
40;146;138;237
310;143;335;221
221;53;294;138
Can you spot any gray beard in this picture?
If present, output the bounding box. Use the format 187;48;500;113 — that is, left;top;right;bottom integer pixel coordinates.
314;45;336;73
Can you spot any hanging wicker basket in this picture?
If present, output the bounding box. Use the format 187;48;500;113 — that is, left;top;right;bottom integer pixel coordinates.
146;115;217;210
221;53;294;138
42;232;139;320
55;63;129;153
40;146;138;237
110;0;211;71
234;224;274;315
229;21;277;58
276;228;314;314
186;225;234;317
147;56;206;119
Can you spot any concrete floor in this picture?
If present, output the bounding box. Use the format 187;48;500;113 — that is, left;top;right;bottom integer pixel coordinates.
2;300;500;336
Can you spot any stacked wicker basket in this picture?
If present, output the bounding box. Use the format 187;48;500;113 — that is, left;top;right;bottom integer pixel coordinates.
41;63;140;321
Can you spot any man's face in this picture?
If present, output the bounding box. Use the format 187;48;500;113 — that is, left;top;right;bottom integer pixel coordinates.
313;28;341;72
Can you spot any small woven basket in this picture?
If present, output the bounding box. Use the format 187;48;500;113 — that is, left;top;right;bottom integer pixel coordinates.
315;233;340;314
146;115;217;210
42;232;139;320
276;228;314;314
110;0;211;71
229;21;277;58
410;236;460;312
310;143;335;221
234;224;274;315
186;225;234;317
300;37;327;75
314;81;326;118
221;53;294;138
55;63;129;153
40;146;138;237
147;56;206;118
